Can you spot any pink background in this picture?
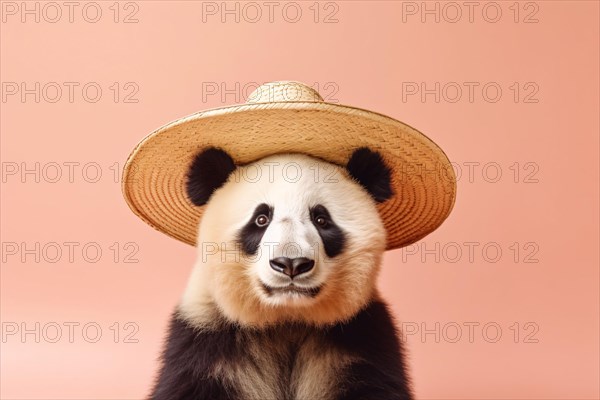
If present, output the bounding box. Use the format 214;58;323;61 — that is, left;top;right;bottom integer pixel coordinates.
1;1;598;399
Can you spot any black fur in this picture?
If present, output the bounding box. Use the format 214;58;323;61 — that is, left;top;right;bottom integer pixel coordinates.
309;204;346;258
346;148;393;203
150;315;240;400
237;203;273;255
330;301;412;399
150;300;412;400
186;147;236;206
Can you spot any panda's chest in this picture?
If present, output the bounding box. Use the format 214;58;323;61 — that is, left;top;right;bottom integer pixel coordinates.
219;327;353;400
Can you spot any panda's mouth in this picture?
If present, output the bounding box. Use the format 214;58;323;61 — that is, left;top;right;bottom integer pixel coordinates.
261;282;322;298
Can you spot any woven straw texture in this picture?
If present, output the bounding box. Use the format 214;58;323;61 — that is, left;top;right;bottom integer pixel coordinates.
122;81;456;250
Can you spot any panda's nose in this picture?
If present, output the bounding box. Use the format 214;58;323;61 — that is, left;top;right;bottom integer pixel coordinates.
269;257;315;278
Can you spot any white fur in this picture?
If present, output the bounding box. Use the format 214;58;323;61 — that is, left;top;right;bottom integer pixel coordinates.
179;153;386;328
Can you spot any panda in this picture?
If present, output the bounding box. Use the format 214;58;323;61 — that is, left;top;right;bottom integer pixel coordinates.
150;146;413;400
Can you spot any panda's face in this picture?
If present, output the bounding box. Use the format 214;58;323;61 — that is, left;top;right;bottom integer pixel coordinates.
181;148;393;327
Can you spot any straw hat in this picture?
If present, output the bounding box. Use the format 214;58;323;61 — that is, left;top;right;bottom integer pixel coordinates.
122;81;456;250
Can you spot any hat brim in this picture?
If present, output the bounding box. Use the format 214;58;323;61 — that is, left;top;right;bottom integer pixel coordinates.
122;101;456;250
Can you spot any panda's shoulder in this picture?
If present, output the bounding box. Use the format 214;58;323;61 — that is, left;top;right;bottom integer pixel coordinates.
326;299;402;356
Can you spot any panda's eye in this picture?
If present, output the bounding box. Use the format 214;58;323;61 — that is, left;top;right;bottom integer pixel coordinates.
315;216;329;228
255;214;270;227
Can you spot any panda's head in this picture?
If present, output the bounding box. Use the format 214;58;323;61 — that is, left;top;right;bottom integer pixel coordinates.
180;147;393;327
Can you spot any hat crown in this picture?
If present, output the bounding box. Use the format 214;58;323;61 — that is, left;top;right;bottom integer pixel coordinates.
247;81;324;104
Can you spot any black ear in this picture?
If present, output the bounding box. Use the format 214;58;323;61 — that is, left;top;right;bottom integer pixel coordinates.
346;147;393;203
186;147;236;206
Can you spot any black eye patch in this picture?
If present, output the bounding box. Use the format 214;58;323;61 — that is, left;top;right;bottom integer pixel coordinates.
237;203;273;256
309;204;346;258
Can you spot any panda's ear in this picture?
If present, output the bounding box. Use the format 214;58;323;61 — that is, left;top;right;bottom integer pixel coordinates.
186;147;236;206
346;147;393;203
